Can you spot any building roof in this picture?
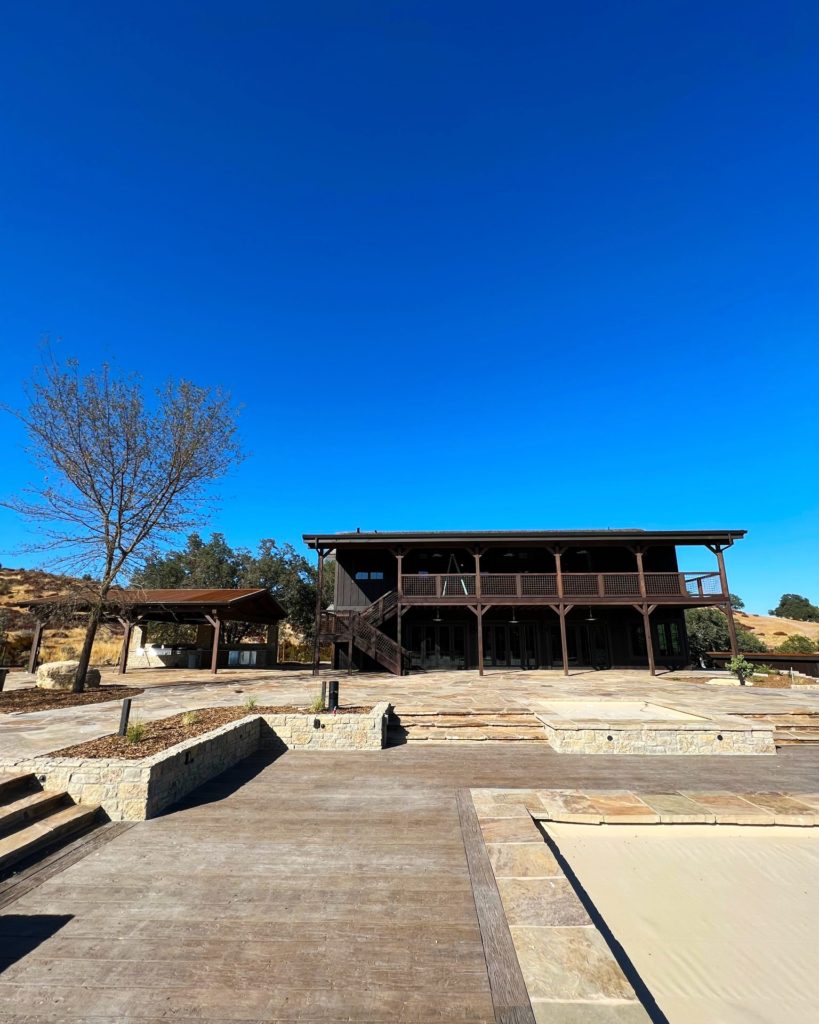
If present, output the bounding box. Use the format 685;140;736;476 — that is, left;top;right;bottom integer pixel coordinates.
25;587;288;625
303;528;747;550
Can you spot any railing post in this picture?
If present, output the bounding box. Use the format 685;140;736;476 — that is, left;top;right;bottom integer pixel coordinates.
597;573;604;597
474;550;482;598
516;573;522;597
554;548;564;599
634;548;647;598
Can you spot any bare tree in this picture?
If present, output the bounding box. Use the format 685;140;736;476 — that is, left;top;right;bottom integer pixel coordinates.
3;351;243;690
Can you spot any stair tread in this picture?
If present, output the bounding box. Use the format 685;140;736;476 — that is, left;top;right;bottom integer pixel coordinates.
0;773;36;798
0;790;66;831
0;804;99;872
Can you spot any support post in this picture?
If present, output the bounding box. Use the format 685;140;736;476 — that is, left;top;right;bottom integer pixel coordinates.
558;604;569;676
312;548;325;677
477;603;484;675
347;634;353;675
709;544;739;657
27;619;44;675
205;612;221;674
634;546;647;598
117;618;133;675
635;603;656;676
554;548;564;598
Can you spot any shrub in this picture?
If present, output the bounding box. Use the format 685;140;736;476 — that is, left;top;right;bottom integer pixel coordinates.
777;634;818;655
181;710;200;727
727;655;756;681
125;720;146;744
242;696;258;711
307;694;325;713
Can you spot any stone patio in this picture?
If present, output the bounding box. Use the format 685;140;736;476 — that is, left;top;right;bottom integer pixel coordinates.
3;664;819;758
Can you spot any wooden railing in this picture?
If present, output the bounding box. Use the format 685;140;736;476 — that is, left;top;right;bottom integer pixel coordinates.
400;572;723;600
319;607;408;675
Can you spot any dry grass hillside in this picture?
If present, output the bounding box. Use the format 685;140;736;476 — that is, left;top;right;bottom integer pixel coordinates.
0;567;122;667
735;611;819;648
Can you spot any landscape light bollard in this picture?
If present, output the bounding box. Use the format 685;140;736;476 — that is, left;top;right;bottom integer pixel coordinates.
327;679;339;712
118;697;133;736
0;669;7;692
321;679;327;710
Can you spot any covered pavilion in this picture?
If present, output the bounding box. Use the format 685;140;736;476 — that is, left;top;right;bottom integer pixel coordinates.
25;588;287;675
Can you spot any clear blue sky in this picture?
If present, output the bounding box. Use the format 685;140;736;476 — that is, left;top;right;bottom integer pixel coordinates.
1;2;818;613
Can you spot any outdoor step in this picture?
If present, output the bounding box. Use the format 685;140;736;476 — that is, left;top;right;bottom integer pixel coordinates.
401;726;547;742
0;804;100;875
399;717;537;729
0;773;37;802
0;790;69;837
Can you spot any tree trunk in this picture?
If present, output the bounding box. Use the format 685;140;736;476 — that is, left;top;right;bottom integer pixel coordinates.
73;600;104;692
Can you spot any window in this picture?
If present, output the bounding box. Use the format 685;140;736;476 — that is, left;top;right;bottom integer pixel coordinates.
630;624;647;657
355;570;384;581
656;622;683;657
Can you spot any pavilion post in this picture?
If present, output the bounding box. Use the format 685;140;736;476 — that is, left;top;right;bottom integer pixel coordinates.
476;603;484;675
633;546;647;598
395;549;404;676
117;618;133;675
205;612;221;674
312;548;325;677
27;619;44;675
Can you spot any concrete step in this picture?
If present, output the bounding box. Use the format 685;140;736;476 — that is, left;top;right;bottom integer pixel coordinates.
0;789;69;836
0;804;99;875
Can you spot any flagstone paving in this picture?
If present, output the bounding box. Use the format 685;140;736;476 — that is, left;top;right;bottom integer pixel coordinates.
2;741;819;1021
4;665;819;758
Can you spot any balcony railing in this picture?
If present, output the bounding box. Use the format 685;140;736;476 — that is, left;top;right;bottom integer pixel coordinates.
400;572;723;600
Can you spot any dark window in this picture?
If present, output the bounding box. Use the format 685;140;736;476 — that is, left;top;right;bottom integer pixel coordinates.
630;624;647;657
656;622;683;657
371;571;384;580
355;570;385;581
354;572;368;581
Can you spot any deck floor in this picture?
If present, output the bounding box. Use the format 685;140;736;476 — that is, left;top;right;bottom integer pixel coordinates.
2;742;819;1022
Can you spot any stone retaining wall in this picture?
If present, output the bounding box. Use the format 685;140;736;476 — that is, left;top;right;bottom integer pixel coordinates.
0;702;391;820
538;715;776;755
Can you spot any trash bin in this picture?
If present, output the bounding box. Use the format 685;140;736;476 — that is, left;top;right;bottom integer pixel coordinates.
327;679;339;711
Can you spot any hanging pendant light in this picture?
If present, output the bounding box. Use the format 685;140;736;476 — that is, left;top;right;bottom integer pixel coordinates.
510;608;518;624
585;606;596;622
433;607;443;623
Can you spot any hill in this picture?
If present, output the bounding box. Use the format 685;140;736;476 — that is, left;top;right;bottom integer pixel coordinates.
735;611;819;649
0;567;122;667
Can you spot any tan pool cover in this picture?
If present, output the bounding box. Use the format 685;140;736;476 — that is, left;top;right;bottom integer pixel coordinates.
546;823;819;1023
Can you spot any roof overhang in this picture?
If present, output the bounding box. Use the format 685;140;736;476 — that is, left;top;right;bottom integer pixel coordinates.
303;529;747;550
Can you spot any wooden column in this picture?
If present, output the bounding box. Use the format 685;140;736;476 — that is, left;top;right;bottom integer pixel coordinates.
117;618;133;675
554;548;564;598
477;604;484;676
635;603;657;676
347;634;354;675
558;605;569;676
205;612;221;674
312;548;325;677
395;550;404;676
27;619;44;675
634;546;647;598
709;544;739;656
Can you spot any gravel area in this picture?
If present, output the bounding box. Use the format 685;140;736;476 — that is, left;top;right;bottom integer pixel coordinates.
0;684;143;714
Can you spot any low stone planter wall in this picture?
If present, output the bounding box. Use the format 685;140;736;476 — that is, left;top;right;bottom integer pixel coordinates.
537;714;776;755
0;702;391;820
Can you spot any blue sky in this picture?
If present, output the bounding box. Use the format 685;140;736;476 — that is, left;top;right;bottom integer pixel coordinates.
1;2;818;613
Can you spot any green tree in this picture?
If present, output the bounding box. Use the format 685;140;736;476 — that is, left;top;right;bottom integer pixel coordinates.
3;353;242;690
684;607;767;667
729;593;745;610
776;634;818;655
769;594;819;622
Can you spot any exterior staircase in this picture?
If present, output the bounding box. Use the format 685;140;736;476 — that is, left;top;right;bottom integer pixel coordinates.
389;710;548;743
0;772;99;875
320;591;410;675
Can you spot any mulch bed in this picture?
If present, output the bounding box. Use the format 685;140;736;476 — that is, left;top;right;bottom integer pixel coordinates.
0;685;144;715
52;703;375;760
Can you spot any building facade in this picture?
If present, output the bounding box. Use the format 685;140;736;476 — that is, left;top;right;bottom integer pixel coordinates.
304;529;744;676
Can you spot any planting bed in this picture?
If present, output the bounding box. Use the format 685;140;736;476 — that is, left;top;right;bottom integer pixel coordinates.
53;704;375;759
0;684;143;714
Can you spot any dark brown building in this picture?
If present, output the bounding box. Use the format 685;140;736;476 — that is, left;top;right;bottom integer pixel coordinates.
304;529;745;676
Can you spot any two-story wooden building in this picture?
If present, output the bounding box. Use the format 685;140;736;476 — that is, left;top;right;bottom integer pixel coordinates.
304;529;745;676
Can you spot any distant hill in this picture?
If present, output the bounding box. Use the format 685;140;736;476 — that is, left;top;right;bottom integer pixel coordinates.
0;568;122;667
735;611;819;649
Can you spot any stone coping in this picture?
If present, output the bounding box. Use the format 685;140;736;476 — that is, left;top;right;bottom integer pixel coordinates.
471;787;819;827
535;711;765;732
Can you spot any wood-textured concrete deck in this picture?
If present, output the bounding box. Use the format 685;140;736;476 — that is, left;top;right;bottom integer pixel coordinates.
2;742;819;1022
